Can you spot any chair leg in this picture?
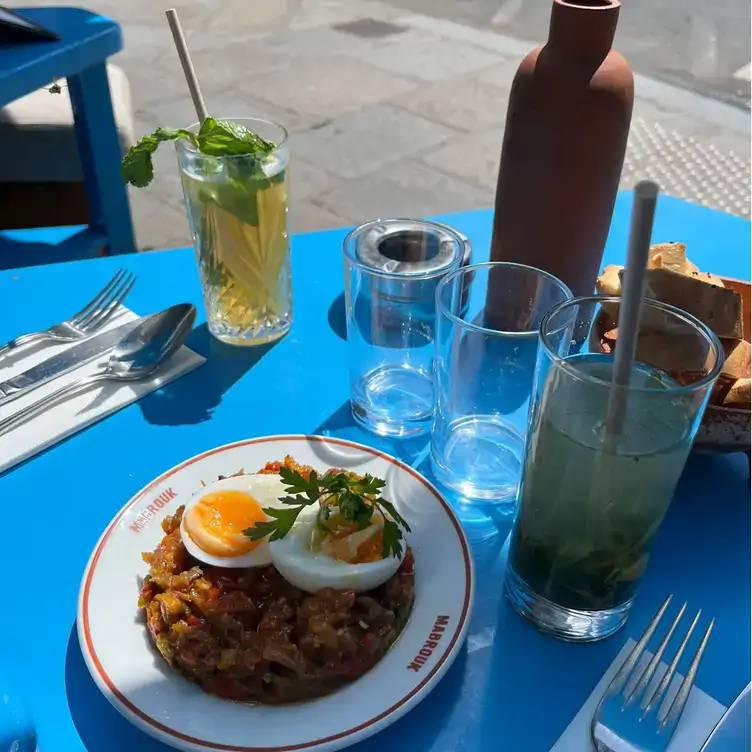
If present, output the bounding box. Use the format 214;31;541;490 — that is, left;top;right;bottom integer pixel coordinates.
67;62;136;255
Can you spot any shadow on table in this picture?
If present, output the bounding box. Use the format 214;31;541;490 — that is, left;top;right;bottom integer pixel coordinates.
312;400;430;468
328;292;347;341
138;323;279;426
65;622;172;751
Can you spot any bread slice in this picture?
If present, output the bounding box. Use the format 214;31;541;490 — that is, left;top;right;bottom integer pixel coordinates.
723;378;751;408
642;267;744;339
648;242;699;275
721;338;751;381
600;326;710;373
595;265;622;296
689;269;726;288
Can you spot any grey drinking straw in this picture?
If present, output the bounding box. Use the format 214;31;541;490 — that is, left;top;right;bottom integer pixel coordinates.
165;8;209;122
605;180;660;438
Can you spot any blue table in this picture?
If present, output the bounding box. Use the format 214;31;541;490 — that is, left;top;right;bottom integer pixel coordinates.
0;194;749;751
0;7;135;262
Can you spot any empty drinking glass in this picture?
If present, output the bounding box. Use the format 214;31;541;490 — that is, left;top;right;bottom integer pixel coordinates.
343;219;469;437
431;262;572;504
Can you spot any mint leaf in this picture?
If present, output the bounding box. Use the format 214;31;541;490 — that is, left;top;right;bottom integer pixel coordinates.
196;117;275;156
122;118;276;189
121;127;194;187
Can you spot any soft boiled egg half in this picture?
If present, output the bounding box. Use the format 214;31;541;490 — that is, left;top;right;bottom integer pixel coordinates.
269;502;405;593
180;474;287;568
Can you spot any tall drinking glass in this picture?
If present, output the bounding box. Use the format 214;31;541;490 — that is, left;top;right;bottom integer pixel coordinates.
343;219;468;437
506;296;723;641
176;118;291;346
431;262;572;503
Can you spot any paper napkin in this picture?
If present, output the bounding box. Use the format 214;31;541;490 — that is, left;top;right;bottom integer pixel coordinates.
551;639;727;751
0;306;205;474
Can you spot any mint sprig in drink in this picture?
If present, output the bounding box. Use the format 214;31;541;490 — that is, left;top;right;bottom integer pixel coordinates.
123;117;291;345
123;11;292;345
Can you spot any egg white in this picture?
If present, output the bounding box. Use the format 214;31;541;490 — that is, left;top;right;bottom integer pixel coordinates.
179;474;287;568
269;504;404;594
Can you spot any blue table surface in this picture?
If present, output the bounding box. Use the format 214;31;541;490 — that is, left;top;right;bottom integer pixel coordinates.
0;194;749;751
0;7;121;108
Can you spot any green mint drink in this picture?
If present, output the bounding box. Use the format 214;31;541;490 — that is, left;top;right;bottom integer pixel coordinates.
509;354;692;612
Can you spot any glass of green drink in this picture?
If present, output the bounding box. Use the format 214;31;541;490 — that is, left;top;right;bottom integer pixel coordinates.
505;295;723;642
176;118;290;345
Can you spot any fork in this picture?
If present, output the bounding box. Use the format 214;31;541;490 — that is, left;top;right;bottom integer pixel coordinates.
591;595;714;752
0;270;136;360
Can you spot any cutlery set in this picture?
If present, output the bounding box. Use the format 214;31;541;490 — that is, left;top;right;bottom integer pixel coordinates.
0;270;196;435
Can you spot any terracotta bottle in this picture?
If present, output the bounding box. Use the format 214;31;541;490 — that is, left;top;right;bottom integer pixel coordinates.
489;0;634;299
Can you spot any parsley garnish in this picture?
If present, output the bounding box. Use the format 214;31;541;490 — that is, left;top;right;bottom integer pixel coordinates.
244;466;411;559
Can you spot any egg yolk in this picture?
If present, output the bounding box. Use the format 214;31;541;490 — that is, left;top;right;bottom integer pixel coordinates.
315;511;384;563
184;490;267;557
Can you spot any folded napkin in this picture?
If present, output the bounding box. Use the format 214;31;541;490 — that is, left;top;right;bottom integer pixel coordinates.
551;639;727;751
0;307;205;474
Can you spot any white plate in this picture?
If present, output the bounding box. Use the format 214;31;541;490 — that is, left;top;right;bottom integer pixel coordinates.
77;435;475;752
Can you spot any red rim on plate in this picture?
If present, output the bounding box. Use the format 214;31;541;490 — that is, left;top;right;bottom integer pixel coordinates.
78;435;474;752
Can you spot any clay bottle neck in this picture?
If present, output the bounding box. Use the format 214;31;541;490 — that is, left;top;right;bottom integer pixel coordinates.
548;0;620;62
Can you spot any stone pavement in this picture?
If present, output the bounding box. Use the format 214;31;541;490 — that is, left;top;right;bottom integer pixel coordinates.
58;0;752;249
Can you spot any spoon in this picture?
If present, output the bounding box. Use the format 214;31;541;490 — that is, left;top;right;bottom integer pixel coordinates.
0;303;196;436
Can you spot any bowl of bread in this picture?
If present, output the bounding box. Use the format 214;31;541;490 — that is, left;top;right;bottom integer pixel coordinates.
594;242;750;453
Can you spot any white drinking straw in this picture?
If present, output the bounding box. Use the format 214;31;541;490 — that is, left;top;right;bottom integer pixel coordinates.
605;180;660;439
165;8;209;122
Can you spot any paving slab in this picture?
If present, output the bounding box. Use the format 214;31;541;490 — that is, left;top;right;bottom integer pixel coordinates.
351;27;506;83
288;160;341;203
419;127;504;191
293;104;458;179
315;159;492;222
389;73;510;131
289;201;350;233
245;56;419;120
290;0;405;31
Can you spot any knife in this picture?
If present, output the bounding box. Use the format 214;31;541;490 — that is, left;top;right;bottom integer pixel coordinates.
0;317;141;407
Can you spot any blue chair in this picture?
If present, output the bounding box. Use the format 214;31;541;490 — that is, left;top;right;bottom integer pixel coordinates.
0;7;136;268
